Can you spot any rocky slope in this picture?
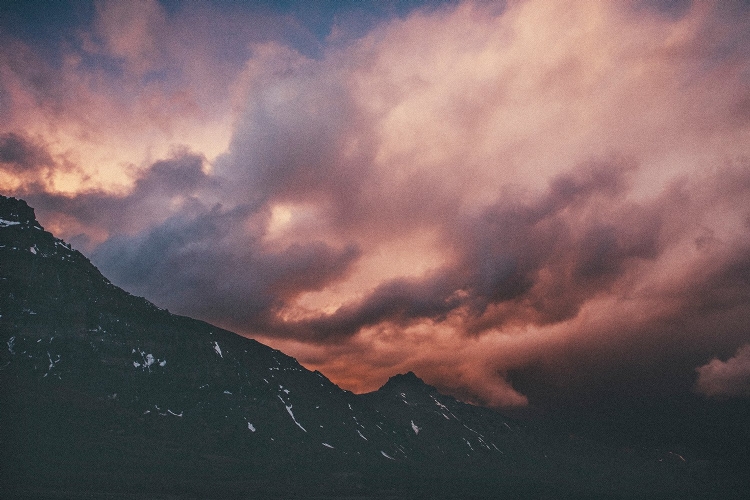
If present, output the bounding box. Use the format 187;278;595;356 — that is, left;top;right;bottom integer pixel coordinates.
1;195;744;499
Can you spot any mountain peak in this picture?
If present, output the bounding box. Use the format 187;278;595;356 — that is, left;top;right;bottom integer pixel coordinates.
0;195;42;229
379;371;436;392
392;371;422;383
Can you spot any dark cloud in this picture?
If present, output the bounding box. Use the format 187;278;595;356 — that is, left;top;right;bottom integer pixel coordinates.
21;150;216;241
0;132;55;173
91;203;361;335
273;270;462;341
136;153;211;196
0;37;69;119
275;158;652;340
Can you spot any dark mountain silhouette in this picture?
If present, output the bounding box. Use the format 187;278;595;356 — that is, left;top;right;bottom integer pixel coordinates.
1;195;746;498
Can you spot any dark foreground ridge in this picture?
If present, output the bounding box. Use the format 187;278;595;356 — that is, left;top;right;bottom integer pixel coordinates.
1;195;747;499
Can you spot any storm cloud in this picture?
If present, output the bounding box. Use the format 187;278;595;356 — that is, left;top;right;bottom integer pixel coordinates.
2;0;750;416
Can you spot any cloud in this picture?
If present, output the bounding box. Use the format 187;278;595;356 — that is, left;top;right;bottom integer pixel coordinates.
266;157;646;341
0;0;318;195
89;0;168;77
16;149;215;248
0;132;79;194
0;132;55;173
91;203;361;334
4;0;750;413
695;344;750;398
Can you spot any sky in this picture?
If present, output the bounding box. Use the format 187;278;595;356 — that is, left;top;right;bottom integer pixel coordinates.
2;0;750;424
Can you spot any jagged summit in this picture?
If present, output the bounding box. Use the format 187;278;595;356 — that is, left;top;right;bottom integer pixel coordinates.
0;195;39;227
0;193;90;267
393;370;422;383
378;371;436;393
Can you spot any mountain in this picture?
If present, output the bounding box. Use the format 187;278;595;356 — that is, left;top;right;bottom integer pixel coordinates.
1;195;747;499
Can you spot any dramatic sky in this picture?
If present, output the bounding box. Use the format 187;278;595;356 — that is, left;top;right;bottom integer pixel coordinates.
2;0;750;416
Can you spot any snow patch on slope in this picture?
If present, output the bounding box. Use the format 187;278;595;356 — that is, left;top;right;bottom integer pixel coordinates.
278;395;306;432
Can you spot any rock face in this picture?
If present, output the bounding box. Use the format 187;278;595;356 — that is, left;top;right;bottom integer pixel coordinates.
0;195;743;499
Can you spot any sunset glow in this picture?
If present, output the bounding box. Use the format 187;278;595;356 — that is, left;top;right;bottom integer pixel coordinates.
2;0;750;410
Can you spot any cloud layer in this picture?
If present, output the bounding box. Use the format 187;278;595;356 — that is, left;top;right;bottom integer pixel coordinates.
3;0;750;411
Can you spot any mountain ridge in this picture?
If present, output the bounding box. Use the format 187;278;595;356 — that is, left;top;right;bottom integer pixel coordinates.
1;194;745;499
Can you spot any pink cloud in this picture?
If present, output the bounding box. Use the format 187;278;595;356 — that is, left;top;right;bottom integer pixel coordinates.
695;344;750;398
